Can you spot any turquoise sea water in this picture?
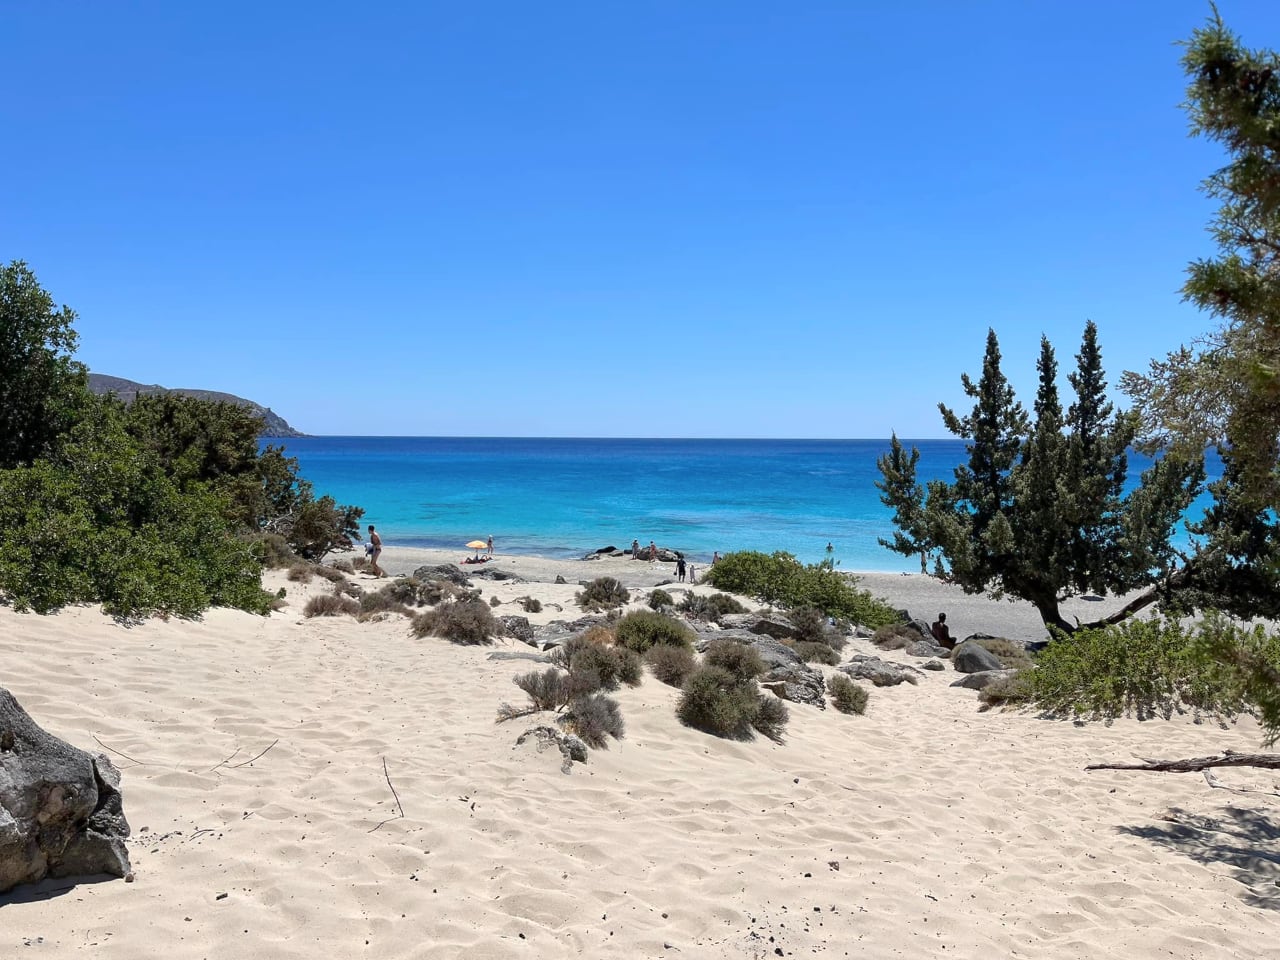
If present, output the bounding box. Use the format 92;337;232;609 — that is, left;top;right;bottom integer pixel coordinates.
276;437;1214;572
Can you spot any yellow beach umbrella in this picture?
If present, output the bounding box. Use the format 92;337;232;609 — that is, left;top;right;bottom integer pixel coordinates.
466;539;488;558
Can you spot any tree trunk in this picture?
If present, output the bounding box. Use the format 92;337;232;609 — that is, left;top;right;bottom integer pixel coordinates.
1032;597;1076;636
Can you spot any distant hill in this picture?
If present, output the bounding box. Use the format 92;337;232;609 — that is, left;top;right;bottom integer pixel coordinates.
87;373;307;438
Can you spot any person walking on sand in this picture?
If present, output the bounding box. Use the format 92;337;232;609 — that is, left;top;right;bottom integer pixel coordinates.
487;534;494;557
367;524;384;578
676;555;686;582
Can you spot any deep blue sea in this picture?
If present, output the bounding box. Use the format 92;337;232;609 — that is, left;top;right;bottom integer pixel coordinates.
274;437;1215;573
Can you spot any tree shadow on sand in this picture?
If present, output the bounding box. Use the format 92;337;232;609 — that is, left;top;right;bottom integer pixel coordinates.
1117;804;1280;909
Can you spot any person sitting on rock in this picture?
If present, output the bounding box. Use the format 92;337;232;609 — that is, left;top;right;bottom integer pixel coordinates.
931;612;954;650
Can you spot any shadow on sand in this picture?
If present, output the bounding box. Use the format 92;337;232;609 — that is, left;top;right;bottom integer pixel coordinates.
1118;804;1280;909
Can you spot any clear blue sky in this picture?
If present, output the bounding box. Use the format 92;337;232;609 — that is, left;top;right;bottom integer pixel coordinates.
4;1;1276;437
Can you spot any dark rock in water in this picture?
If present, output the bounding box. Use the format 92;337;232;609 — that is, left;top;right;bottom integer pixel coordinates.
498;616;534;644
413;564;471;586
759;664;826;709
595;546;617;555
950;669;1019;690
0;688;132;893
952;642;1003;674
554;575;567;585
840;655;921;687
905;639;948;659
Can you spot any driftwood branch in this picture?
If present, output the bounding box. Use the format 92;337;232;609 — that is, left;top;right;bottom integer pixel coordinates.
229;738;280;768
368;757;406;833
93;735;145;766
1085;750;1280;773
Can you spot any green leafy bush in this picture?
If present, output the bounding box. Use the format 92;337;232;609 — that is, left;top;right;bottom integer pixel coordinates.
871;623;917;650
614;610;695;653
576;576;630;611
303;594;361;618
645;644;697;687
286;563;313;583
703;639;766;681
789;605;846;650
252;533;297;569
704;551;897;625
570;643;642;692
410;599;497;644
1025;617;1270;723
648;588;675;609
827;674;869;714
752;695;790;742
794;641;840;665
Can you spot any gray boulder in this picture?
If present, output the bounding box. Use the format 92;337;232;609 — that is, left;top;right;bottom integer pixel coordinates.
923;659;947;671
840;655;921;687
412;564;471;586
471;567;522;582
759;664;826;709
907;618;933;639
950;669;1020;691
694;634;802;671
904;639;948;659
952;641;1004;674
1;689;132;893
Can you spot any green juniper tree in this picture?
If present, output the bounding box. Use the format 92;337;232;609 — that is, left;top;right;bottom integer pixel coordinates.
878;325;1201;634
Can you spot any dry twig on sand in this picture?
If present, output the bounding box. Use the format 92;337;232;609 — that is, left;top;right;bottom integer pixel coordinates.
1085;750;1280;773
368;757;406;833
229;738;280;768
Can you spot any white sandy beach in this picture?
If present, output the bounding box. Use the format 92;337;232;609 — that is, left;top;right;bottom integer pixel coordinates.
2;549;1277;959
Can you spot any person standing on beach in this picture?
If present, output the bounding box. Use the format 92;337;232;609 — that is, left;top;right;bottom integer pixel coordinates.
688;562;697;583
676;555;686;582
487;534;494;557
632;538;640;559
368;525;384;578
648;540;657;562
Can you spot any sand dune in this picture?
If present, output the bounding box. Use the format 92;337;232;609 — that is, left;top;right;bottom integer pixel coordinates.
2;553;1277;958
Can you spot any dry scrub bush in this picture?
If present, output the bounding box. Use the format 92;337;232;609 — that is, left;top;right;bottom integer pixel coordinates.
703;639;766;681
410;599;496;644
287;563;313;583
303;594;361;618
827;674;869;715
331;558;355;574
676;666;787;741
790;605;847;651
358;587;414;619
646;645;697;687
614;610;695;653
794;641;840;665
972;637;1035;670
314;565;348;584
580;624;616;646
977;669;1036;709
569;643;642;692
489;595;502;607
576;576;630;611
269;596;289;612
563;694;625;748
872;623;918;650
649;588;675;610
516;595;542;613
253;532;297;569
513;668;579;711
332;580;361;598
678;591;747;623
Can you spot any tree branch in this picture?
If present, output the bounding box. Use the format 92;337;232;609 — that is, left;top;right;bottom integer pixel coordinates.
1085;749;1280;773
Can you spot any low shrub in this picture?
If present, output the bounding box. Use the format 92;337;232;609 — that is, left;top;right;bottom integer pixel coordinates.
645;644;698;687
513;668;577;711
581;624;616;646
286;563;313;583
313;565;347;584
703;550;899;626
614;610;695;653
331;558;355;574
409;599;497;644
827;674;869;715
489;595;502;607
359;587;414;618
678;591;747;623
972;637;1035;670
649;588;675;610
703;639;766;681
303;594;361;618
977;669;1036;709
872;623;918;650
252;532;297;569
676;666;762;739
1026;616;1273;723
516;595;543;613
570;643;640;692
576;576;630;611
790;605;847;651
752;694;790;742
794;641;840;665
564;694;625;748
